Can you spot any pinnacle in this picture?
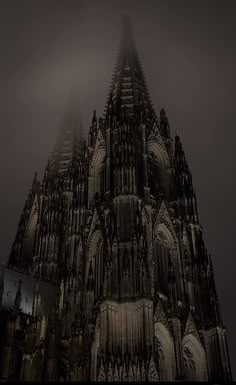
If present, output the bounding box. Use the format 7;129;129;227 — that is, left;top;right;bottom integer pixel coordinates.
104;19;155;123
49;96;84;175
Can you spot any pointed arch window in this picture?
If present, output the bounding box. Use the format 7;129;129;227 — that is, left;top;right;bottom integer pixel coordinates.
183;346;197;381
182;335;208;381
154;323;176;381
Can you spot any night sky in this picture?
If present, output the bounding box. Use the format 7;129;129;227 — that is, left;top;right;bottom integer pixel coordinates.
0;0;235;377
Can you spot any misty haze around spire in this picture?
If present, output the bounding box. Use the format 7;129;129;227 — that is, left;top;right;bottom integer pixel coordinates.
0;2;234;381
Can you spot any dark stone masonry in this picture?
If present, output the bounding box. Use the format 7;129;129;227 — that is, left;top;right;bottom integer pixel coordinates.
0;20;232;382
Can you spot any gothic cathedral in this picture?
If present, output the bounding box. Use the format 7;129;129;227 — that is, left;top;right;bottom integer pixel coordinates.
0;20;232;382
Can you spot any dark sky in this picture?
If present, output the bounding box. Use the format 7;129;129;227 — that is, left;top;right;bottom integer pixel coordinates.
0;0;235;377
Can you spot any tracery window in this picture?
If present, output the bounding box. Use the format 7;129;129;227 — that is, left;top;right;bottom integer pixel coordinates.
183;346;196;381
182;335;208;381
154;323;176;381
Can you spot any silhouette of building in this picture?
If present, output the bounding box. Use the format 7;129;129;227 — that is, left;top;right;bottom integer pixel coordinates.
0;19;232;382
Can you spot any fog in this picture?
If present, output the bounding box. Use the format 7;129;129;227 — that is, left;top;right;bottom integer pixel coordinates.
0;0;235;377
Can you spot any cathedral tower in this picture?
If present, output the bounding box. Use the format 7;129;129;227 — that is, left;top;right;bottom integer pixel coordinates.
0;19;232;382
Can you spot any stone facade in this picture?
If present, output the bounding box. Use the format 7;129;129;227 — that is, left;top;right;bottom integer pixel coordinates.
0;20;232;381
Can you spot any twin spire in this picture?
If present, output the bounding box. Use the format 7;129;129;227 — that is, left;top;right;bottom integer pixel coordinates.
51;17;157;174
49;96;84;175
105;16;155;123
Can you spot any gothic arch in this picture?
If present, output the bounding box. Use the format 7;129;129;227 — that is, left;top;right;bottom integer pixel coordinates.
147;140;169;169
85;229;104;300
147;140;171;198
153;202;178;249
89;140;106;205
154;322;176;381
86;229;103;270
182;334;208;381
90;134;106;169
153;219;180;297
22;196;39;264
154;222;176;249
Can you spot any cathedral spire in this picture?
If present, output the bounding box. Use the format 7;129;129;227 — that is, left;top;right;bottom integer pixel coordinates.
0;20;231;383
105;17;155;123
120;15;136;64
49;94;84;175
